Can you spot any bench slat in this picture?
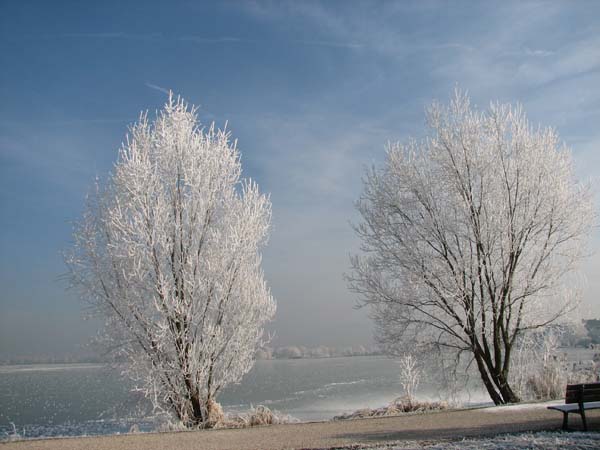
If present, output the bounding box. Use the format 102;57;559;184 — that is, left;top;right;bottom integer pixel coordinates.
548;404;580;412
565;383;600;404
572;386;600;392
549;401;600;411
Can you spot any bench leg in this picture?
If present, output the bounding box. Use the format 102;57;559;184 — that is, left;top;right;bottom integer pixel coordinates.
581;410;588;432
562;412;569;431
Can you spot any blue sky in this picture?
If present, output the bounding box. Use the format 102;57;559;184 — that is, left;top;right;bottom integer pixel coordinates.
1;1;599;358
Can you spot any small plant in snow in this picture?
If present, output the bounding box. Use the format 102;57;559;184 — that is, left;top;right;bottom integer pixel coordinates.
398;353;420;403
3;422;23;442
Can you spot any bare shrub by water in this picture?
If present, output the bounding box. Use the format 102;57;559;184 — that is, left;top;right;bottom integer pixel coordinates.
333;397;447;420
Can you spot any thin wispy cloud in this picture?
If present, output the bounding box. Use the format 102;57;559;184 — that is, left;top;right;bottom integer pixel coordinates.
59;32;164;41
59;32;244;43
145;82;171;96
290;39;363;49
523;47;555;57
180;35;363;49
61;32;128;39
61;32;248;45
186;35;362;50
428;43;474;52
18;31;365;51
0;118;128;126
178;36;244;44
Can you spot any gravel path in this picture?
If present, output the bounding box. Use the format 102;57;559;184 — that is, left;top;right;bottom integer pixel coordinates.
3;403;599;450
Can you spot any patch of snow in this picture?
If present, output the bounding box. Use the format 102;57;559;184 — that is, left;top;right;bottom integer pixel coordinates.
479;400;559;412
366;431;600;449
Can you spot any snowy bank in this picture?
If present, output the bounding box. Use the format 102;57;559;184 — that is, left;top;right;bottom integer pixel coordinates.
365;431;600;449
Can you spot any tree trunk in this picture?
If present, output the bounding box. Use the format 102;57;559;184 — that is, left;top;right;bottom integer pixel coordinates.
495;371;520;404
187;392;206;427
474;351;504;405
474;350;520;404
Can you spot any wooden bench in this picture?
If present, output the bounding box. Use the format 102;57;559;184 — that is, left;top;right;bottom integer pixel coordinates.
547;382;600;431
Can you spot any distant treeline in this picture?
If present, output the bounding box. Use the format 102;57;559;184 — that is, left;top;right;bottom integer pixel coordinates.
0;353;106;365
4;320;600;365
257;345;381;360
584;319;600;345
0;346;381;365
543;319;600;348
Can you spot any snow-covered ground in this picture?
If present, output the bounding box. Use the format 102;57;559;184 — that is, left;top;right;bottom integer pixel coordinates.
370;431;600;449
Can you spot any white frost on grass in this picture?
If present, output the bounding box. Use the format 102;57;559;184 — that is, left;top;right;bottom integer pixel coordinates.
433;431;600;449
366;431;600;449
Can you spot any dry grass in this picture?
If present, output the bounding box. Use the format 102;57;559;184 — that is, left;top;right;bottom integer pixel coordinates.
155;403;297;431
333;396;448;420
525;363;599;401
217;405;298;429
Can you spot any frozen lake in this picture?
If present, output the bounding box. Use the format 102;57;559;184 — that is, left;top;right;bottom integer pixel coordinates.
0;355;491;439
6;347;596;440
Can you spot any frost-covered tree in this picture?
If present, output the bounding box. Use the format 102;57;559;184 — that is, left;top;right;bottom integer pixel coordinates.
349;91;594;404
398;354;420;403
65;94;275;427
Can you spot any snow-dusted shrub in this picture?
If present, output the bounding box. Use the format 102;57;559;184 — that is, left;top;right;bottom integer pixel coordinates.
155;404;294;430
156;419;188;433
529;330;565;400
398;353;420;403
525;362;565;400
2;423;23;442
511;328;566;400
333;397;448;420
206;399;225;428
510;326;597;401
219;405;297;428
247;405;276;426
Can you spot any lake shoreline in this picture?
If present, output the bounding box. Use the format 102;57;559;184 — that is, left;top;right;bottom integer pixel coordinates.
2;352;597;441
1;355;490;438
3;401;599;449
